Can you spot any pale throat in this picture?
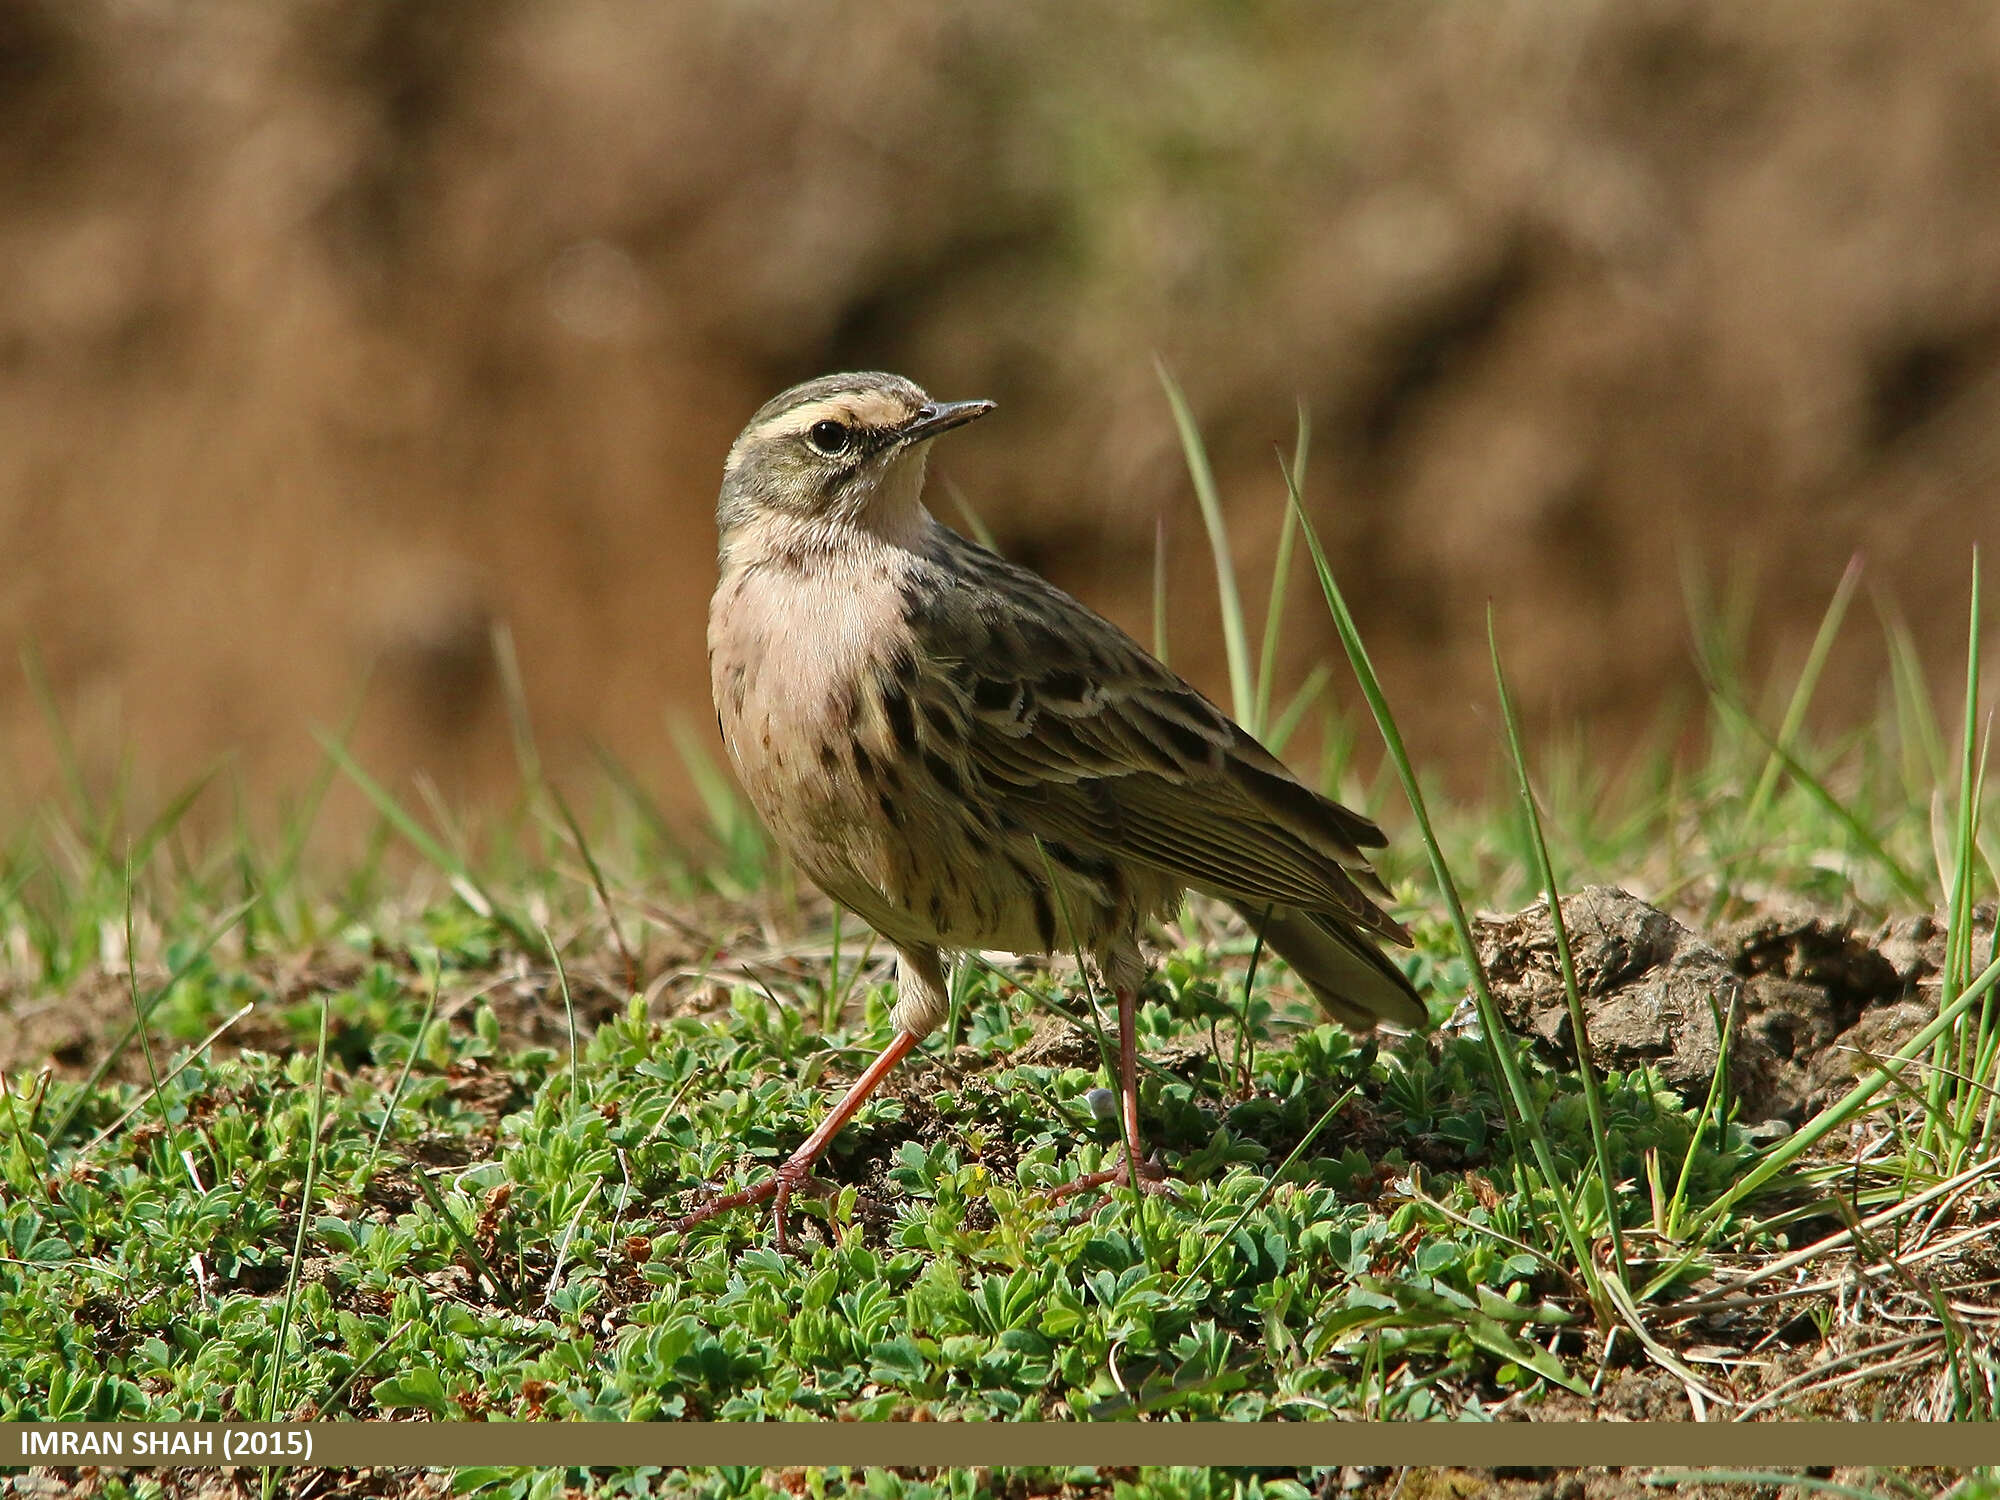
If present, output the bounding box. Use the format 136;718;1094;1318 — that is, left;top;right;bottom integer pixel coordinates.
846;446;935;550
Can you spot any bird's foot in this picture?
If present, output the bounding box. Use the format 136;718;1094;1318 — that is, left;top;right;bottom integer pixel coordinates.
1043;1151;1182;1207
669;1029;921;1253
671;1161;829;1253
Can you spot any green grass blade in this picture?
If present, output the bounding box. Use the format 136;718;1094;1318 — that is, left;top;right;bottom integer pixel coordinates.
546;775;640;996
1700;680;1928;905
120;765;221;885
1880;598;1947;799
1938;550;1984;1162
0;1070;48;1207
1281;456;1605;1313
1664;995;1738;1239
1157;361;1254;725
403;1153;516;1308
1744;555;1862;826
490;620;545;804
120;881;174;1163
1252;404;1310;738
1264;661;1333;758
265;994;331;1420
309;1314;421;1419
367;952;441;1168
1167;1083;1357;1300
1489;608;1629;1282
588;740;676;851
940;474;1000;554
543;925;580;1105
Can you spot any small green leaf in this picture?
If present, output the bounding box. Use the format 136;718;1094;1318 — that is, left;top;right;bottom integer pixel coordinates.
372;1367;450;1417
867;1336;930;1388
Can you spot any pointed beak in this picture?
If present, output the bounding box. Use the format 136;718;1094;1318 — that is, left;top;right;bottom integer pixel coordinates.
897;398;996;445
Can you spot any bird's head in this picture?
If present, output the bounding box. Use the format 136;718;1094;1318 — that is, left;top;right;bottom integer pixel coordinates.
716;371;994;546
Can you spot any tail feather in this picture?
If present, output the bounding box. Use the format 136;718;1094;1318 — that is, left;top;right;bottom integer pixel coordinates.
1238;903;1430;1031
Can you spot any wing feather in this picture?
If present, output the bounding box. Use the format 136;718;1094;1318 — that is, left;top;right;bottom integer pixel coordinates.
906;527;1407;943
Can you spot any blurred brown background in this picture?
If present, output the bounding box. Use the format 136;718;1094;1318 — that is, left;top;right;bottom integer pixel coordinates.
4;0;1999;832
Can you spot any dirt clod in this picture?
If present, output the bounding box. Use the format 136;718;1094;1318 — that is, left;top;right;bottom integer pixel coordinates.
1725;906;1910;1025
1476;885;1747;1108
1475;887;1989;1124
1719;901;1987;1116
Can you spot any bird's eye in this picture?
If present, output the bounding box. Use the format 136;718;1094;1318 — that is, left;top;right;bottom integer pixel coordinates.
806;420;852;457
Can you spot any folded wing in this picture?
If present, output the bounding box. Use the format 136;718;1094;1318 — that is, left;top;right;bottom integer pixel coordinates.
906;527;1427;1029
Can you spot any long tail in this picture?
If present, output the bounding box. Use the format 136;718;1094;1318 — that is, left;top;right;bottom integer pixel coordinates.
1235;904;1429;1031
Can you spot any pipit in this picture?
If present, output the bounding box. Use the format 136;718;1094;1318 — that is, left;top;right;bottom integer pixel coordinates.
686;371;1428;1247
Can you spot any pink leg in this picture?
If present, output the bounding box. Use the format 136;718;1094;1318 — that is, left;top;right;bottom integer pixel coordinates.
1045;983;1174;1203
674;1028;919;1251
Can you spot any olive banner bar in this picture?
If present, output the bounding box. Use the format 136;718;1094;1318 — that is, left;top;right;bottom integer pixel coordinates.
6;1422;2000;1469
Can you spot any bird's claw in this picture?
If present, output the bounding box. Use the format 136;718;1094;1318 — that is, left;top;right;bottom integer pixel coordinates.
672;1161;819;1252
1043;1151;1183;1207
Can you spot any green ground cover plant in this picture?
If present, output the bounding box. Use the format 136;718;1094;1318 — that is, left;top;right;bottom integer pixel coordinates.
2;393;1997;1499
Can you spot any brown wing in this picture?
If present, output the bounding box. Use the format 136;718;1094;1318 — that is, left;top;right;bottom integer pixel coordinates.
904;526;1409;948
